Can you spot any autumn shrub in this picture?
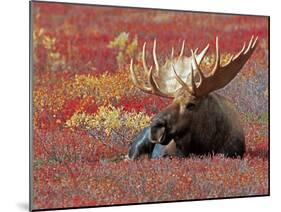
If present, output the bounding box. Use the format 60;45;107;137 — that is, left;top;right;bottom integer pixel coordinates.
65;104;150;143
31;2;269;210
33;153;268;209
108;32;138;70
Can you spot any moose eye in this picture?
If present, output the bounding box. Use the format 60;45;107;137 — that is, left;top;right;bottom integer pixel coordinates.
186;103;196;111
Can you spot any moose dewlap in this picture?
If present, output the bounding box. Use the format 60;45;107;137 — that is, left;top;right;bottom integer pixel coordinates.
128;36;258;159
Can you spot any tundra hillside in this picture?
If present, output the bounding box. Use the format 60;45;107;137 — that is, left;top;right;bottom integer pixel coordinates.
32;2;269;210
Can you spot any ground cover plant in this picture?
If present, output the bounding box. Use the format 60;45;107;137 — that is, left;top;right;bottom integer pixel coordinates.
31;2;269;210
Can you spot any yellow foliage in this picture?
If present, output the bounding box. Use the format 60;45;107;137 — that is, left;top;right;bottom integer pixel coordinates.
108;32;129;50
64;71;133;104
33;85;65;113
65;105;151;133
33;70;135;118
125;35;138;57
108;32;138;69
42;35;56;50
124;111;151;130
200;53;234;73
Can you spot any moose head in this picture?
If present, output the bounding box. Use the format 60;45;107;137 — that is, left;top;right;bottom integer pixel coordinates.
129;36;258;158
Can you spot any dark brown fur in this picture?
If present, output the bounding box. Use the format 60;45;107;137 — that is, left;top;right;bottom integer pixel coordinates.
128;92;245;159
151;92;245;158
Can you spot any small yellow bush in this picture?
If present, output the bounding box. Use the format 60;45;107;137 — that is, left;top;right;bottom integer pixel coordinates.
65;105;151;134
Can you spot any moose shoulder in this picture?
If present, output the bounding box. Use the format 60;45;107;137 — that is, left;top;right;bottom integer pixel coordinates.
128;36;258;159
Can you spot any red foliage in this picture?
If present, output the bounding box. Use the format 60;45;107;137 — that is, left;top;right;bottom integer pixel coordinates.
117;95;171;115
61;96;98;118
33;2;268;75
32;122;268;210
245;123;268;158
31;2;269;210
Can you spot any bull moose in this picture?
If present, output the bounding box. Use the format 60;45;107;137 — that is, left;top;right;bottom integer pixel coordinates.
128;36;258;159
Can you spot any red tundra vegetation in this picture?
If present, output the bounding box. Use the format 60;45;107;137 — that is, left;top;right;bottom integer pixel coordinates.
31;2;269;210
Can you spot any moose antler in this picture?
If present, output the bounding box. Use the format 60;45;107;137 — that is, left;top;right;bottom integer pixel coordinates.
130;39;209;98
173;35;259;97
130;40;174;98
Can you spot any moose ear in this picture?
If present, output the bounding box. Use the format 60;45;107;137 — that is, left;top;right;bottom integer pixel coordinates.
149;126;166;144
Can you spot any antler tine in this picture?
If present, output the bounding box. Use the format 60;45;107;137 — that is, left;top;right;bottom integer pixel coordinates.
130;59;140;86
171;46;174;59
232;42;246;60
224;55;234;67
179;40;185;57
142;42;149;75
190;62;197;95
130;59;152;93
191;49;205;86
244;35;254;54
153;39;160;74
131;41;180;99
195;43;210;66
172;64;192;93
252;36;258;48
211;36;220;75
232;35;258;62
148;66;174;98
191;35;258;97
130;58;174;98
